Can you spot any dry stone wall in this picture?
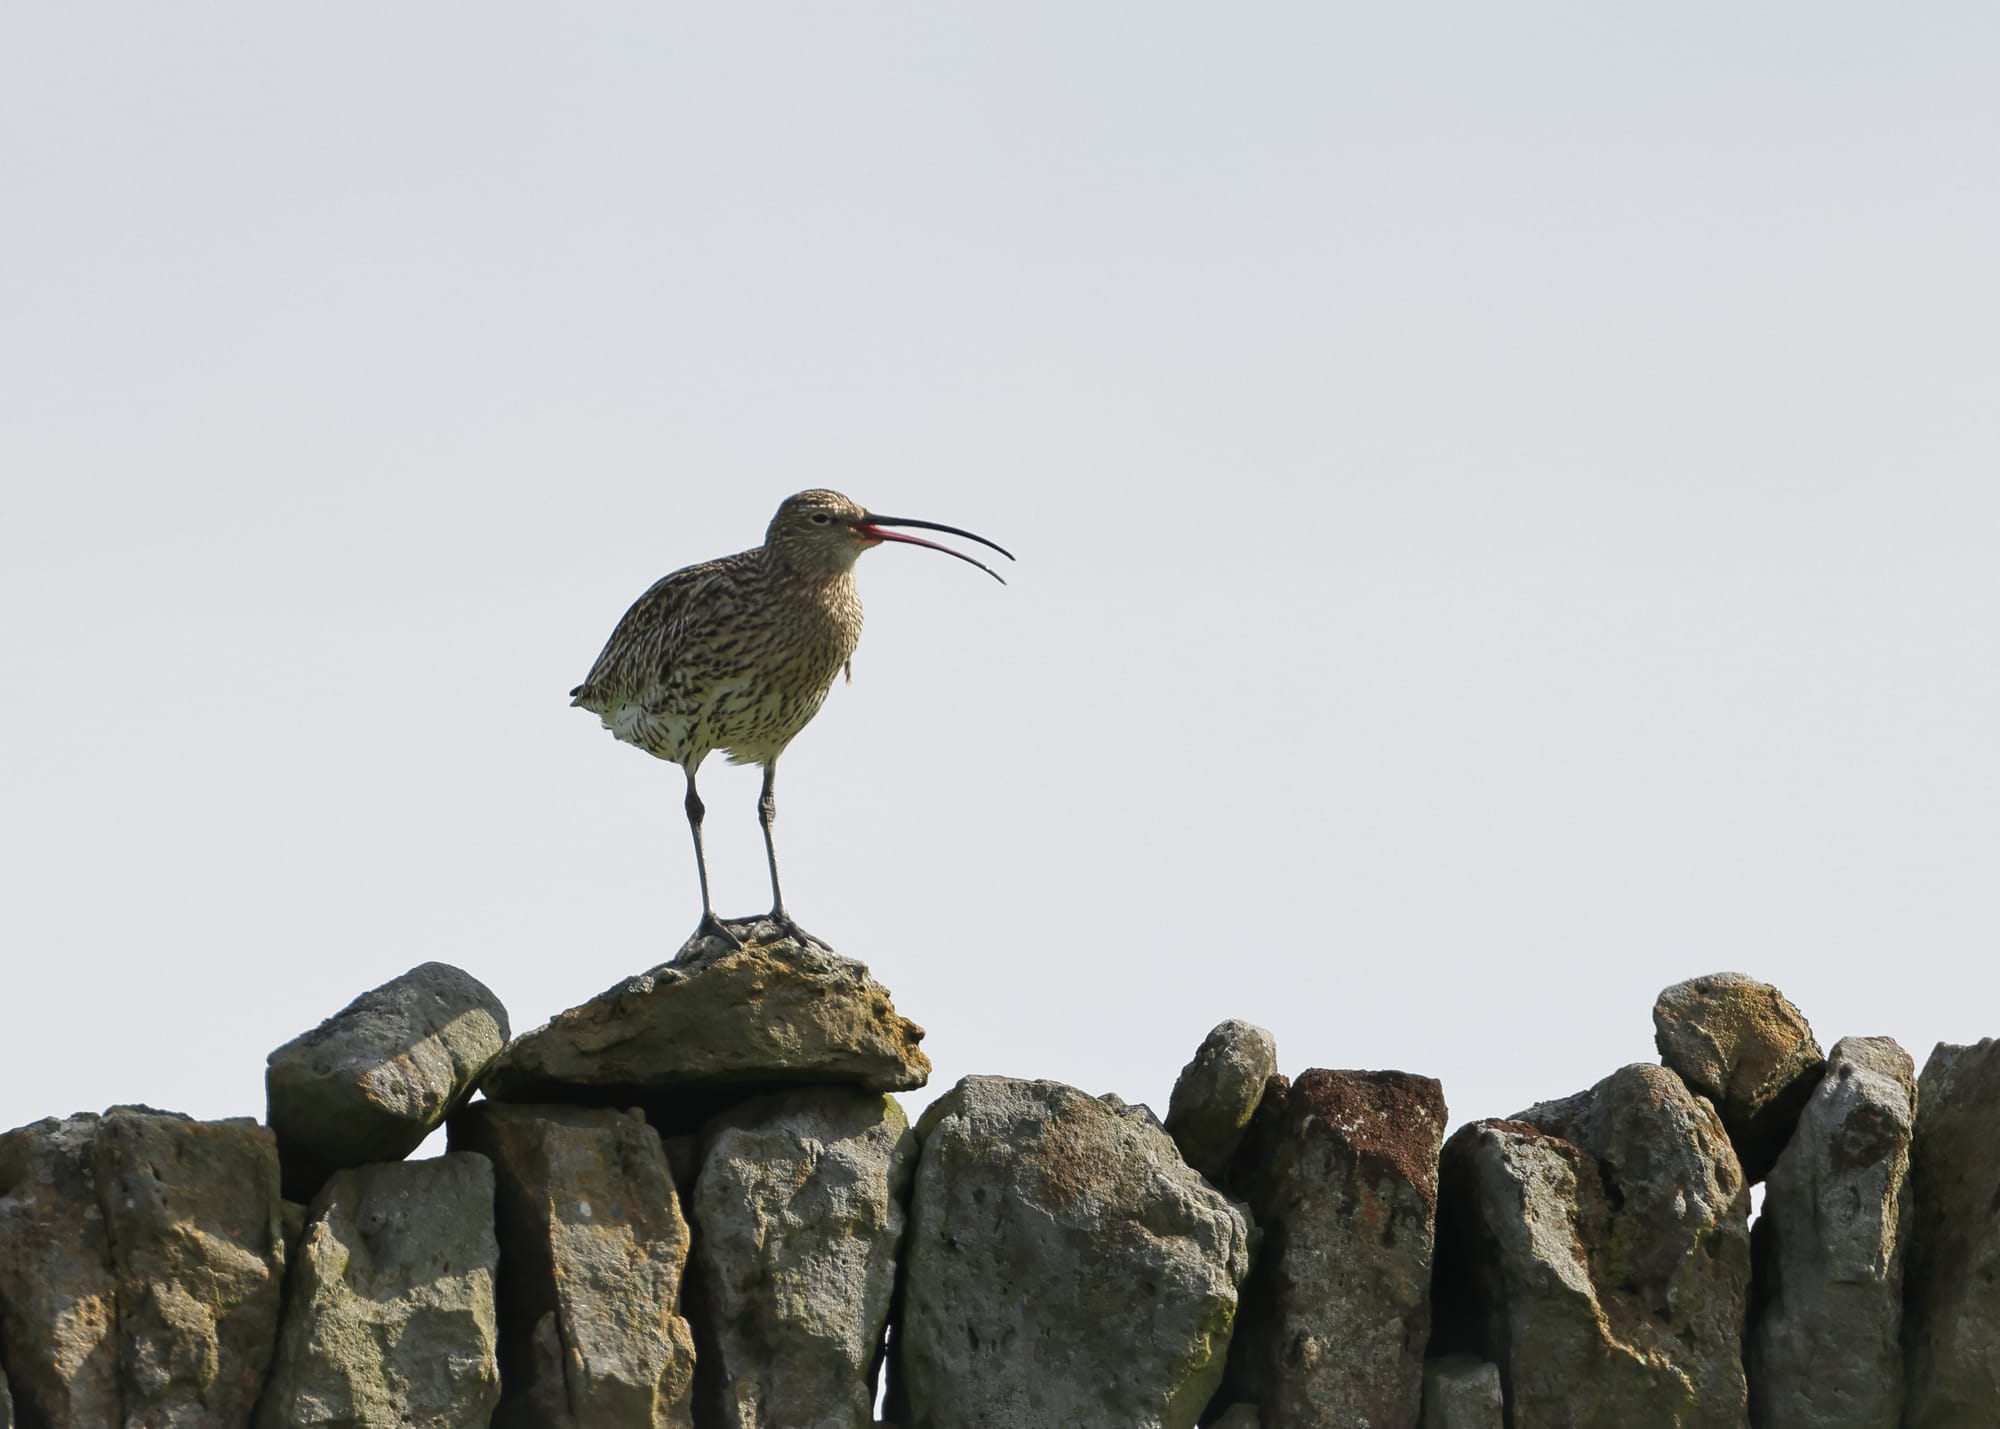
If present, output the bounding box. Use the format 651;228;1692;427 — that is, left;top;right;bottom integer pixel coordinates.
0;946;1989;1429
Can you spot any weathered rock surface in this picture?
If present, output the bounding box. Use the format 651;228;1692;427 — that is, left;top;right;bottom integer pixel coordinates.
1224;1068;1445;1429
888;1076;1252;1429
0;1108;284;1429
1208;1407;1259;1429
266;961;509;1199
1904;1037;2000;1428
481;930;929;1122
449;1101;695;1428
256;1153;500;1429
1164;1020;1278;1184
95;1112;288;1428
1652;971;1823;1181
1421;1356;1502;1429
0;1114;117;1427
1;1362;13;1429
1746;1035;1914;1428
690;1088;916;1429
1435;1063;1751;1428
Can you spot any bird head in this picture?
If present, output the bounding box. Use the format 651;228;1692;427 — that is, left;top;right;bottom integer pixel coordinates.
766;489;1015;582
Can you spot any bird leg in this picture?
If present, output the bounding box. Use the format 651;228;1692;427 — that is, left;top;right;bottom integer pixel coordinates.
757;761;823;948
683;766;742;948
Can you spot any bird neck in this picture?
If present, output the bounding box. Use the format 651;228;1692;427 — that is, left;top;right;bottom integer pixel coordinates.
762;544;862;590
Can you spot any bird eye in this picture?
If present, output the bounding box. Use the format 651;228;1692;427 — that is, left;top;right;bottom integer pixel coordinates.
810;513;832;524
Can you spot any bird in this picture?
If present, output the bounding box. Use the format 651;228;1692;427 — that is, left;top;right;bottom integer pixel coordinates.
570;489;1013;949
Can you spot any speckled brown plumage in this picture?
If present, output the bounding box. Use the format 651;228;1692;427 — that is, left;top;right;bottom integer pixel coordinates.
573;492;867;771
572;488;1011;945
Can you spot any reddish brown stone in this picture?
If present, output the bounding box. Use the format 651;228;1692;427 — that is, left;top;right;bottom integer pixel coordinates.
1224;1068;1447;1429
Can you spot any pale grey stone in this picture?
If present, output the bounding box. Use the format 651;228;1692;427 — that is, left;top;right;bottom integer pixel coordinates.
1905;1037;2000;1428
1653;971;1823;1181
888;1076;1252;1429
1747;1035;1914;1429
449;1101;694;1429
1164;1020;1278;1184
266;962;508;1199
690;1088;916;1429
255;1154;500;1429
1225;1069;1445;1428
1421;1356;1502;1429
1436;1064;1751;1428
0;1109;284;1429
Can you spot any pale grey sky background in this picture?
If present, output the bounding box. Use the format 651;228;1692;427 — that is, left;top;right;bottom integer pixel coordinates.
4;6;1997;1146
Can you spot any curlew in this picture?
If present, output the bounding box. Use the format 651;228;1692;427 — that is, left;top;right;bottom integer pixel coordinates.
571;489;1012;947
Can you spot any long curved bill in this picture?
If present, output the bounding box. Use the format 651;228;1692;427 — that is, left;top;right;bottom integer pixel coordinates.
854;512;1016;584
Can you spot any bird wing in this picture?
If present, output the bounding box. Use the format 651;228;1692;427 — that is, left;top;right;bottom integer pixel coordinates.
569;552;747;708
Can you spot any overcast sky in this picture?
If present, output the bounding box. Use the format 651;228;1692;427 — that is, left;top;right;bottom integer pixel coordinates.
4;5;1997;1148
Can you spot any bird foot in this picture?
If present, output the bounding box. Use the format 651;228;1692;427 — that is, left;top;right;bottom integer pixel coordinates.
691;913;747;951
767;910;829;951
676;911;829;966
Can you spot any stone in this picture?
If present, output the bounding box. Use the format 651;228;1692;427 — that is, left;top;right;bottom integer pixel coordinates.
1746;1035;1914;1429
1164;1020;1278;1184
1223;1069;1445;1428
481;930;928;1126
0;1114;116;1427
1208;1407;1260;1429
1;1361;12;1429
277;1199;308;1267
93;1112;288;1428
659;1131;702;1202
0;1108;285;1429
887;1076;1252;1429
1421;1356;1502;1429
1904;1038;2000;1428
689;1088;916;1429
1434;1064;1751;1428
449;1101;695;1428
266;961;509;1200
1652;971;1824;1181
255;1154;501;1429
